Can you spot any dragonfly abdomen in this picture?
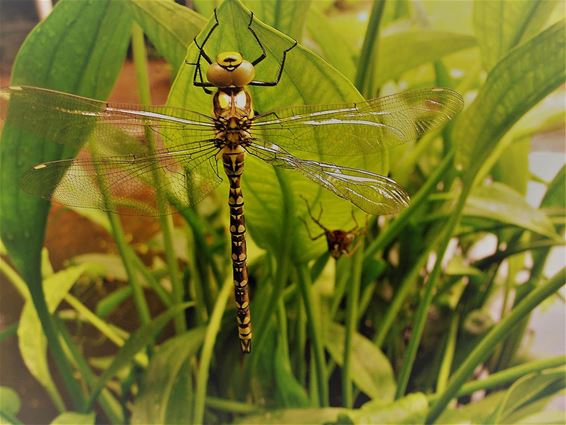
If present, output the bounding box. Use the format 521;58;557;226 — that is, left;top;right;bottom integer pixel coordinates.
222;148;252;353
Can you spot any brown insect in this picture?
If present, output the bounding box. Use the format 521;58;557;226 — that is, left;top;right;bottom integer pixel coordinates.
300;198;367;259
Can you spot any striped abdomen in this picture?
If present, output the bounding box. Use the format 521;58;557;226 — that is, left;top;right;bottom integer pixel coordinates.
222;148;252;353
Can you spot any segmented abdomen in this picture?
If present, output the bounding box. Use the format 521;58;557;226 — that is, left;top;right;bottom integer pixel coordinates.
222;149;252;353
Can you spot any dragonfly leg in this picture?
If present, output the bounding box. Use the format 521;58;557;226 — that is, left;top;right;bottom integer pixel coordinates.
247;12;266;66
299;216;326;241
194;8;219;65
249;40;297;87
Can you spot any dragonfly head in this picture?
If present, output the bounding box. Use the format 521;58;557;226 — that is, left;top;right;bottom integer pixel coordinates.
207;51;255;88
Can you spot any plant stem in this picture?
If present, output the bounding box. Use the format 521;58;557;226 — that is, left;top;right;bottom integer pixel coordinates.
436;314;459;393
426;267;566;423
396;180;472;399
131;23;185;333
193;275;232;425
355;0;387;97
0;251;84;410
296;264;328;406
205;396;260;414
365;149;455;261
428;355;566;403
342;240;364;408
251;169;294;356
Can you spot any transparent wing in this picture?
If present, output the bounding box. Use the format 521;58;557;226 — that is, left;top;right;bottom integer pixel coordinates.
20;135;222;216
246;142;409;215
0;85;217;150
251;88;463;157
1;86;223;215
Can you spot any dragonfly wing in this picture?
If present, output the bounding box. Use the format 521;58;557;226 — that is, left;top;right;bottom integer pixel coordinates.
20;138;222;216
246;143;409;215
0;85;217;150
251;88;463;157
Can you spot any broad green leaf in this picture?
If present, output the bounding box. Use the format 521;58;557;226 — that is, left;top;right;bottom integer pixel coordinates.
0;0;132;288
516;410;566;425
474;0;559;70
0;387;21;419
18;265;88;411
192;0;217;18
131;328;206;425
168;0;384;262
246;0;312;40
71;253;129;281
487;369;566;424
274;338;310;407
374;30;477;87
306;8;356;79
350;393;428;425
541;165;565;209
492;137;530;195
235;408;347;425
454;20;566;174
323;321;396;401
437;391;506;424
128;0;207;73
88;303;191;405
463;182;558;239
50;412;95;425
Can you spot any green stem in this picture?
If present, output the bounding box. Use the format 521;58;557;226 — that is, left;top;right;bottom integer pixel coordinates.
251;169;294;356
342;241;364;408
355;0;387;97
428;355;566;403
373;238;433;347
205;396;260;414
426;267;566;423
193;275;233;425
131;23;185;333
396;181;472;399
0;255;84;410
55;317;124;424
436;314;459;393
365;149;455;260
296;264;328;406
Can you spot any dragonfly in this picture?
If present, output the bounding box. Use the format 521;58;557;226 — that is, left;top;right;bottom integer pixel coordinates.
1;12;463;353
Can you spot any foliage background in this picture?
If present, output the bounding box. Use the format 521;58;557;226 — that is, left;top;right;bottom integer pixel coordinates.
0;0;564;424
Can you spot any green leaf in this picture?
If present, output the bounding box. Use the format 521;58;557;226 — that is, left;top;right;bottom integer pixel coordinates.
454;20;566;174
437;391;506;424
50;412;95;425
0;0;132;287
488;369;566;423
18;265;88;410
0;387;21;418
246;0;311;40
541;165;565;209
128;0;206;73
88;303;191;405
492;137;530;195
306;8;356;79
168;0;383;263
463;182;558;239
374;30;477;87
274;338;310;407
235;408;347;425
131;328;206;425
474;0;559;70
323;321;396;401
350;393;428;425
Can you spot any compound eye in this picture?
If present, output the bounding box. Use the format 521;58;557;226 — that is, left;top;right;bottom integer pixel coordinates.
207;63;232;87
231;61;255;86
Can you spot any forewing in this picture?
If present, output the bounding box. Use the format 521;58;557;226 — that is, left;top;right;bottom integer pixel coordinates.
251;88;463;157
246;143;409;215
0;85;216;151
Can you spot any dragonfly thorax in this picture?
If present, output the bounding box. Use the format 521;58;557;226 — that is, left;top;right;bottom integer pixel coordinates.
207;51;255;88
213;88;253;149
